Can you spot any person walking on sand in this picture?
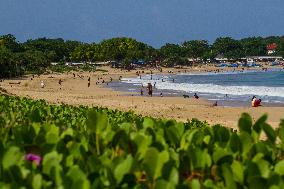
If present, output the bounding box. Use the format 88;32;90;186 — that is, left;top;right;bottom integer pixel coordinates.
40;81;45;88
88;77;91;87
140;88;144;96
147;83;153;97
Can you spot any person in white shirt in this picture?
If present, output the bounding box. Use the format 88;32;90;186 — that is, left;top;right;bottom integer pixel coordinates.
40;81;45;88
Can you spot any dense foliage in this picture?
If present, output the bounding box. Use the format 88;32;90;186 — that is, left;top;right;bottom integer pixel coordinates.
1;94;284;188
1;34;284;78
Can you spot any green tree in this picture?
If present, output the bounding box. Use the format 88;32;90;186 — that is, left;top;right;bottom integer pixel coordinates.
18;50;50;73
0;34;22;52
182;40;209;58
240;37;266;56
212;37;244;59
0;47;17;77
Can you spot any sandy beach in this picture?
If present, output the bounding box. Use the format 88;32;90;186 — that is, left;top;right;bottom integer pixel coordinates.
1;65;284;129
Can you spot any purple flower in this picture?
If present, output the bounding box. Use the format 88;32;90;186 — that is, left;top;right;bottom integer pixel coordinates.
25;153;42;166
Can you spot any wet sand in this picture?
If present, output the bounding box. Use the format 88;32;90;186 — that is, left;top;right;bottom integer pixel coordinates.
1;66;284;129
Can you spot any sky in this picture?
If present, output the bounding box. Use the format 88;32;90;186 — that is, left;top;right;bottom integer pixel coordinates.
1;0;284;47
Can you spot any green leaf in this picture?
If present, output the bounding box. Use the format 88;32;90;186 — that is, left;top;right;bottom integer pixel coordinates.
2;147;23;170
238;113;252;134
222;164;237;189
248;176;267;189
239;132;253;156
143;117;154;128
161;161;179;186
229;132;242;153
32;174;42;189
275;160;284;176
262;123;276;143
191;179;201;189
189;147;212;170
213;147;233;165
231;161;244;184
253;114;267;134
45;124;59;144
42;151;62;175
253;159;270;178
155;179;175;189
65;165;90;189
143;148;169;181
86;109;108;133
269;186;281;189
279;120;284;141
114;155;133;183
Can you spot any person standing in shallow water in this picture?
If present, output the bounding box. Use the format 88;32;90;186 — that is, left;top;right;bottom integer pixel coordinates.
147;83;153;97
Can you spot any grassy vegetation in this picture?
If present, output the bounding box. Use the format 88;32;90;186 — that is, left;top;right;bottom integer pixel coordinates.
1;94;284;188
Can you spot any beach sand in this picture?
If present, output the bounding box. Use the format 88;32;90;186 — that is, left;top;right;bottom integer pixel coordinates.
1;66;284;129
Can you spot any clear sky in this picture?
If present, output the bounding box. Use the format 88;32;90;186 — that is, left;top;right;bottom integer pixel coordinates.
1;0;284;47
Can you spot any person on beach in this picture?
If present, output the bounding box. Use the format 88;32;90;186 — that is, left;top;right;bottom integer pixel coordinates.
251;96;256;107
254;99;262;107
88;77;91;88
40;81;45;88
194;93;199;99
59;79;62;86
147;83;153;97
251;96;262;107
160;93;163;97
140;88;143;96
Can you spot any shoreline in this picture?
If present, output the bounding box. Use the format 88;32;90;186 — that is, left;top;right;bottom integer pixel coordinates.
109;67;284;107
0;66;284;129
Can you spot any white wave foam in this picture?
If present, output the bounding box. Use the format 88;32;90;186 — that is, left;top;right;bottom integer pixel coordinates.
156;82;284;98
121;77;284;98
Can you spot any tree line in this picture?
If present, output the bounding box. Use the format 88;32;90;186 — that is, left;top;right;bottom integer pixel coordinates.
1;34;284;77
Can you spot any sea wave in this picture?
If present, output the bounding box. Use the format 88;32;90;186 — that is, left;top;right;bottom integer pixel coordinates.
156;82;284;98
121;77;284;98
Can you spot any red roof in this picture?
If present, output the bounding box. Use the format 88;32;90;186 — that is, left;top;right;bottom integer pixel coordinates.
267;43;277;50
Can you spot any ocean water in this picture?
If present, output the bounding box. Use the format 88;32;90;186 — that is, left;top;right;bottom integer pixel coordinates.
117;68;284;106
